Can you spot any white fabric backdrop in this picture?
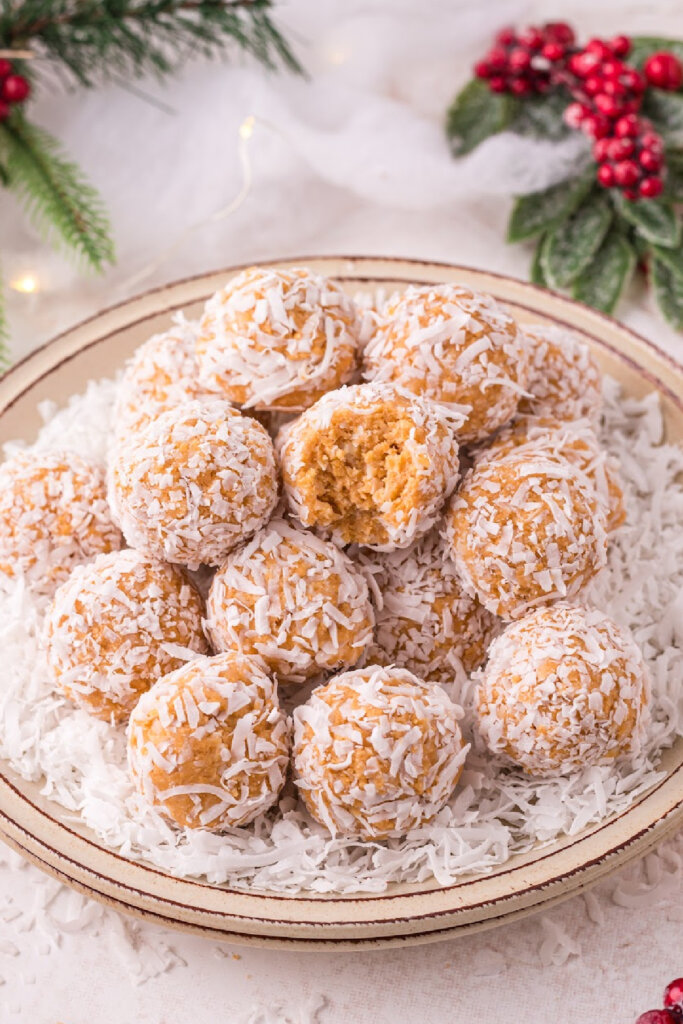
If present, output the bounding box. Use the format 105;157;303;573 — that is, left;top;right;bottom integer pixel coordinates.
1;1;682;1020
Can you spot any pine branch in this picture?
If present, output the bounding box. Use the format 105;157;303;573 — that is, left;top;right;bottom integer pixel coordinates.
0;1;302;86
1;112;115;272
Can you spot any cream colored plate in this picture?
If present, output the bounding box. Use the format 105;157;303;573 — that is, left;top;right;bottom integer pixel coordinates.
0;256;681;951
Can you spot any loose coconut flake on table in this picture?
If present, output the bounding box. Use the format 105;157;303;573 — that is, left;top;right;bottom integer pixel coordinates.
0;371;681;894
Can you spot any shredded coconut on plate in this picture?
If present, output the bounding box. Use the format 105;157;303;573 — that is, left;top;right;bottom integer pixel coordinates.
0;372;681;894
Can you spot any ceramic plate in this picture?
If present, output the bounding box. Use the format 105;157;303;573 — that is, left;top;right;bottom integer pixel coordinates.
0;256;681;950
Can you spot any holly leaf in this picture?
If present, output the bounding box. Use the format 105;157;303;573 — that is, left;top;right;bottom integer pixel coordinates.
572;229;637;314
507;168;594;243
652;238;683;279
641;90;683;141
446;79;515;156
530;237;548;286
540;191;613;288
613;193;681;248
665;149;683;200
652;257;683;329
507;90;572;141
628;37;683;69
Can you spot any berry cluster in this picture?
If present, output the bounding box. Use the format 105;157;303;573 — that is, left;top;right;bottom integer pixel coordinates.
635;977;683;1024
475;21;575;97
0;59;31;123
474;21;683;201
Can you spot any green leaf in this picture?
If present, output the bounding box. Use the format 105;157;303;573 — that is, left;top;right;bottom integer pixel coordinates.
641;90;683;140
0;114;114;272
572;230;637;315
652;258;683;329
628;37;683;69
540;191;613;288
665;149;683;201
446;79;515;156
613;192;681;248
530;237;548;286
652;238;683;280
506;90;572;141
507;168;594;243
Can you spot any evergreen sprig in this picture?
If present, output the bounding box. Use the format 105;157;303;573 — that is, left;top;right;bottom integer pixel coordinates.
0;0;302;86
1;112;115;270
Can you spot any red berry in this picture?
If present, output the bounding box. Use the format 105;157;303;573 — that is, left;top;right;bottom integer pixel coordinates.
0;100;9;122
639;176;664;198
609;137;635;159
0;59;12;79
610;35;632;58
615;113;640;136
568;51;600;77
640;148;663;171
635;1012;679;1024
509;47;532;72
1;74;30;104
541;42;564;61
644;51;683;91
487;47;509;70
564;101;589;127
640;130;663;152
614;160;640;186
593;138;612;161
585;75;603;96
544;22;575;46
664;979;683;1013
495;27;517;47
475;59;492;79
489;76;507;93
582;114;611;138
622;67;646;93
603;78;627;97
519;26;544;51
597;163;616;187
586;38;613;61
510;77;532;96
595;93;623;117
623;188;638;200
601;59;624;79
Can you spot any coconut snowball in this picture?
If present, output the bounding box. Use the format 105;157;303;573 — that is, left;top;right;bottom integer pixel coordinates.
293;665;468;840
356;530;499;690
128;651;290;830
474;415;626;533
108;399;279;569
363;283;529;443
196;266;360;411
278;382;462;551
0;450;122;595
206;519;374;685
476;603;650;776
519;323;603;425
44;549;208;724
445;448;608;620
112;316;214;442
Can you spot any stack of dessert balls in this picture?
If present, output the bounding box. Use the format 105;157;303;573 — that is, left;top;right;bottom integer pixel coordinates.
0;266;651;843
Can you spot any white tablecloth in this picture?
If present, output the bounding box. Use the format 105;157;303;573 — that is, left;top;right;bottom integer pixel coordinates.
1;1;682;1020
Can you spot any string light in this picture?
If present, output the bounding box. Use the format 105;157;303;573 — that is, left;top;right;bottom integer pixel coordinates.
9;274;39;294
120;113;257;292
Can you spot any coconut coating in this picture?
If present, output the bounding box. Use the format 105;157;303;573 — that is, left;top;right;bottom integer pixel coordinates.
196;267;359;411
44;549;208;723
206;519;374;685
128;652;290;830
357;531;499;689
445;450;608;620
278;382;461;551
476;604;650;776
0;450;122;594
474;415;626;533
293;665;468;839
363;284;529;443
113;317;214;441
519;323;602;425
108;399;279;569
